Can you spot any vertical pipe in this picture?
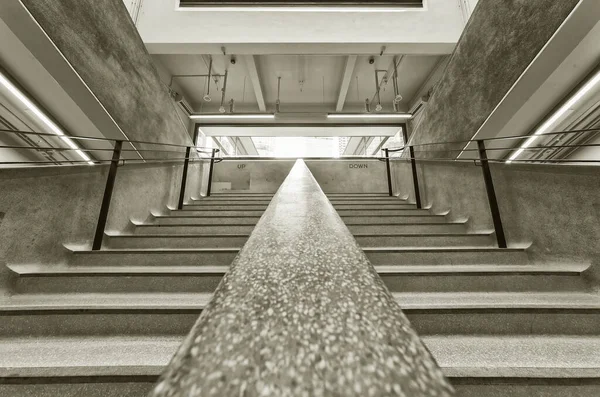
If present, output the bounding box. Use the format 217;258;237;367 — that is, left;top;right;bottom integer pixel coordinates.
177;146;191;210
384;148;393;197
206;148;216;197
477;140;507;248
402;126;421;209
92;140;122;250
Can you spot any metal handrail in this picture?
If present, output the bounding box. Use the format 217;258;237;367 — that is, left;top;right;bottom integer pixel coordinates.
379;126;600;249
0;127;223;250
385;128;600;152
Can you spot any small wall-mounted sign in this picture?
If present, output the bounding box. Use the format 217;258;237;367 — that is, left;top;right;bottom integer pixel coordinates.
237;164;246;169
349;164;368;169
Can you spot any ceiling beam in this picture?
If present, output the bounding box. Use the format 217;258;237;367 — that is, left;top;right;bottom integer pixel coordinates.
336;55;358;112
242;55;267;112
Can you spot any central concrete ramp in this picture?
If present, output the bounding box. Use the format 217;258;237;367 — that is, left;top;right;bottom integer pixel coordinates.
151;159;453;396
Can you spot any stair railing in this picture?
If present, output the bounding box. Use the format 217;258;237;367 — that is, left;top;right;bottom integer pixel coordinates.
383;128;600;248
0;128;219;250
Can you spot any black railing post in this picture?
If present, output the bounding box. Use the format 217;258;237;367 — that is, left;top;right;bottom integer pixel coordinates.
177;146;191;210
206;148;216;197
477;140;507;248
92;140;122;250
384;148;393;196
408;144;422;209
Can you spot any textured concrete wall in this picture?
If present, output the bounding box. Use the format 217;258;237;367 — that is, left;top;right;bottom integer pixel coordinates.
410;0;581;152
391;160;600;265
305;160;388;193
0;161;206;293
19;0;190;152
212;160;296;193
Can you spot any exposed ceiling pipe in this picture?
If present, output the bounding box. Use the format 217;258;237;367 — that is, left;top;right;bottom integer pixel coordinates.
276;76;282;113
219;69;228;113
374;70;383;112
204;57;213;102
392;56;403;112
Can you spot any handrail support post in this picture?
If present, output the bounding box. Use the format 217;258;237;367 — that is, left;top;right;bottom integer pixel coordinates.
206;148;216;197
92;140;122;250
177;146;191;210
384;148;393;196
477;140;507;248
408;145;422;209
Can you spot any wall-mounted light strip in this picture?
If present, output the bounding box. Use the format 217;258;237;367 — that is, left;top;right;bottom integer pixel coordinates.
0;71;93;165
507;68;600;164
327;113;412;119
190;114;276;120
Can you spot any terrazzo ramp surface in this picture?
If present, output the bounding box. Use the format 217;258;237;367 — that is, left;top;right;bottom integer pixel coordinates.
0;169;598;395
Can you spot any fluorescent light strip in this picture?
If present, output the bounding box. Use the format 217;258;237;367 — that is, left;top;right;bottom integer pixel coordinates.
177;7;412;13
0;72;93;165
327;113;412;119
507;68;600;163
190;114;275;120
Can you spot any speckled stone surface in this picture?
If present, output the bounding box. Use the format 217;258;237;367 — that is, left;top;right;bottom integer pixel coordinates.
151;160;454;396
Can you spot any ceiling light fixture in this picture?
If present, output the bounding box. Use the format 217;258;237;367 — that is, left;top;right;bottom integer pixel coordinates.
327;113;412;119
178;6;412;13
506;68;600;163
0;71;93;165
190;114;276;120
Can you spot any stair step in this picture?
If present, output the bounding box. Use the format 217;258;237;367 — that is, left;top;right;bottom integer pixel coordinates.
152;215;259;225
8;264;228;293
347;223;467;234
365;246;529;265
210;192;275;196
1;292;600;336
329;198;410;203
132;223;255;235
188;200;272;206
376;264;588;292
1;335;598;384
325;192;390;196
181;204;269;211
170;209;265;216
336;209;430;216
355;233;494;247
8;263;587;294
332;203;417;208
104;233;250;249
191;197;273;202
67;247;240;267
342;215;447;224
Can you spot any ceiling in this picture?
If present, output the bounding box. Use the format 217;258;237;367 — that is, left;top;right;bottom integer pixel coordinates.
153;53;446;114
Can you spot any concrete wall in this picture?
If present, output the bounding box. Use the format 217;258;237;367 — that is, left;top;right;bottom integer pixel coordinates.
0;161;206;293
212;160;296;193
410;0;581;153
391;160;600;265
19;0;191;153
305;160;388;193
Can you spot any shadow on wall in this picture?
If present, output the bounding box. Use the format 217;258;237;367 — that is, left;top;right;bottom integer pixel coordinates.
391;159;600;266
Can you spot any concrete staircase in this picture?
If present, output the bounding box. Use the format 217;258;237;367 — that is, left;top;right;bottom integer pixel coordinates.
0;192;272;395
327;191;600;396
1;191;599;396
